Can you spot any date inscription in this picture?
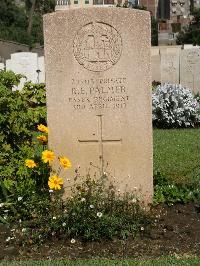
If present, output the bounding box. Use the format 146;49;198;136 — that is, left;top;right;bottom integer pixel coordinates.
69;77;129;111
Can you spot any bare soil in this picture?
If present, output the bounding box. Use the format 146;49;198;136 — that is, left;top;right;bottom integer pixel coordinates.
1;203;200;261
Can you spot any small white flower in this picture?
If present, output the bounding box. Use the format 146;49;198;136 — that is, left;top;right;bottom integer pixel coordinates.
81;198;86;202
18;196;23;201
0;203;4;207
6;237;11;242
62;222;66;227
39;235;42;239
19;219;22;223
4;210;9;213
49;190;54;193
140;227;144;231
22;228;26;233
132;198;137;203
97;212;102;218
3;216;7;220
90;205;94;209
71;238;76;244
52;216;56;220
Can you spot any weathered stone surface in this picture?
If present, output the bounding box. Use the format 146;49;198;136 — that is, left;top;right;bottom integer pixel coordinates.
44;7;153;203
38;56;45;83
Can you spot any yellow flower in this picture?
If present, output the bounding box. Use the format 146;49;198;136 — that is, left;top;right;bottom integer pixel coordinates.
48;175;64;190
25;159;37;168
59;156;72;169
42;150;55;164
37;124;48;134
37;135;48;143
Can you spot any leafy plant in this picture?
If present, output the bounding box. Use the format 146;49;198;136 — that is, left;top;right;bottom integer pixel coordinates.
176;8;200;46
2;171;150;244
0;71;47;206
152;83;200;128
153;171;200;205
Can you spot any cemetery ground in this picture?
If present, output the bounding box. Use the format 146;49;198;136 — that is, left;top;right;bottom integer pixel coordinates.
0;129;200;263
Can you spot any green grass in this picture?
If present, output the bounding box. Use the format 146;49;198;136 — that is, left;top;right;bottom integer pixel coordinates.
1;257;200;266
153;128;200;184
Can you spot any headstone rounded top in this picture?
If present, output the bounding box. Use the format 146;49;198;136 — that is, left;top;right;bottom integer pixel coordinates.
73;22;122;72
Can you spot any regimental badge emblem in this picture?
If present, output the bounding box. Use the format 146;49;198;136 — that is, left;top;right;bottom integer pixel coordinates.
73;22;122;72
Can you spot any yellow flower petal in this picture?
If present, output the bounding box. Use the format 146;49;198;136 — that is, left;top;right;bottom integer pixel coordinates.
37;135;48;143
59;156;72;169
25;159;37;168
48;175;64;190
42;150;55;164
37;124;48;134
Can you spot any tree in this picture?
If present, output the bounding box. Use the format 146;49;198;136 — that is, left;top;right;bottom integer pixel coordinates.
0;0;32;45
26;0;55;36
176;8;200;46
151;17;158;46
27;0;37;36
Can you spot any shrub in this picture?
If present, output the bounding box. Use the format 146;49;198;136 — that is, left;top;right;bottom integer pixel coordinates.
0;71;47;203
0;124;149;243
0;132;149;244
152;83;200;128
153;171;200;205
1;172;149;244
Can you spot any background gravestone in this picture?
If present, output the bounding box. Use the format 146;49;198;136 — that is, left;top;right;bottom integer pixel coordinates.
5;52;46;88
44;7;153;203
151;47;161;83
160;48;180;84
0;63;4;70
6;52;38;82
180;48;200;94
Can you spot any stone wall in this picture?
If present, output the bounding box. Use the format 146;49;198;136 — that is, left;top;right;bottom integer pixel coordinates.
0;39;44;62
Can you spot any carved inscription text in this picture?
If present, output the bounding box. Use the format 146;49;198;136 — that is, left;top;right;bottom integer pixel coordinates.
69;77;129;111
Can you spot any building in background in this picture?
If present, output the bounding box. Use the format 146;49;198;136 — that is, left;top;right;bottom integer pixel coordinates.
139;0;159;17
55;0;199;45
55;0;141;10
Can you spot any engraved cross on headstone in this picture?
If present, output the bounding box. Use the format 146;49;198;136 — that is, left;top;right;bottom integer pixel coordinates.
78;114;122;174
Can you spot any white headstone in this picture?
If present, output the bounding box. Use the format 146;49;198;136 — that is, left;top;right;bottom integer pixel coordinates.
0;63;4;70
160;48;180;84
6;52;39;89
180;48;200;94
184;44;198;49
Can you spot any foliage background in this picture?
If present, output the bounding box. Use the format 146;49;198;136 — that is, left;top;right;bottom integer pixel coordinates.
0;1;158;47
